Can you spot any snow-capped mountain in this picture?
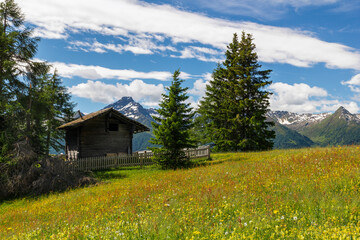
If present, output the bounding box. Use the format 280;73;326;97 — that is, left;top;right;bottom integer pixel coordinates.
104;97;156;127
147;108;160;120
267;110;332;131
335;106;360;123
267;107;360;131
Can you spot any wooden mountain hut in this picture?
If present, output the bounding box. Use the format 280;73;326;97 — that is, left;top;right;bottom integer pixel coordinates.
58;108;149;159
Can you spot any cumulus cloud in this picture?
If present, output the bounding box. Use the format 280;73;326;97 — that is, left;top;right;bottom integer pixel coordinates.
341;74;360;93
50;61;179;81
17;0;360;69
319;101;359;113
69;80;165;107
269;82;359;113
341;74;360;102
200;73;213;82
188;79;209;97
343;74;360;86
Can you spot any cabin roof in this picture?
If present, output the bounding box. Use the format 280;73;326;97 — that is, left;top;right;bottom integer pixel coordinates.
57;108;150;133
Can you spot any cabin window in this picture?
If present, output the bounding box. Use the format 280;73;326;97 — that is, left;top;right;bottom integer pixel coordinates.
109;123;119;131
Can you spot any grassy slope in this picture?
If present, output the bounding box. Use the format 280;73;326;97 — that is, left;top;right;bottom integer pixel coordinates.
132;132;156;152
272;121;314;149
300;112;360;146
1;146;360;239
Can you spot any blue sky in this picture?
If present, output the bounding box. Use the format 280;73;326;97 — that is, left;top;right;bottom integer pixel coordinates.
16;0;360;114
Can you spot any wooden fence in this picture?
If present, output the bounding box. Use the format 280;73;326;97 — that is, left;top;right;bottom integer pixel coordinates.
66;146;210;171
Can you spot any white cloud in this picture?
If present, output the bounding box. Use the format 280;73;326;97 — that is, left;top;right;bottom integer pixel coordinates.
188;79;209;97
69;36;177;55
319;101;359;113
270;0;337;7
202;73;213;81
18;0;360;69
342;74;360;90
186;74;213;109
50;61;177;81
69;80;165;106
269;82;359;113
345;74;360;86
186;77;360;113
185;96;200;110
191;0;338;20
171;46;223;62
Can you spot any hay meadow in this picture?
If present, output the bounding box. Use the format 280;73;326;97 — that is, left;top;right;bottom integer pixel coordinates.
1;146;360;239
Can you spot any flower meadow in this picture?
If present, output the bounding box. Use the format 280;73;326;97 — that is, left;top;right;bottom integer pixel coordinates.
1;146;360;239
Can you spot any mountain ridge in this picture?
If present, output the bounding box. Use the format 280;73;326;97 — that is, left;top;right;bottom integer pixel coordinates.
104;97;360;150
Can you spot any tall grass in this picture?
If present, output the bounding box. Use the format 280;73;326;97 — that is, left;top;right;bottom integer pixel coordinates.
1;146;360;239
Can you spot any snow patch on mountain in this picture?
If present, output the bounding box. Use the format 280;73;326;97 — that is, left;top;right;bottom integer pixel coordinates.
147;108;160;119
267;111;332;126
335;106;360;123
104;97;156;127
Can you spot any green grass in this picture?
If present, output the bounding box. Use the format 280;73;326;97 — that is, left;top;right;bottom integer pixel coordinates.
1;146;360;239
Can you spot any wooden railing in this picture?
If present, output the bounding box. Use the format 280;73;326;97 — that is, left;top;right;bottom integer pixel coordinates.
66;146;210;171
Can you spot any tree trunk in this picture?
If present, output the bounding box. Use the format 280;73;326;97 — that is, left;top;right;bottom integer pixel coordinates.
46;122;51;156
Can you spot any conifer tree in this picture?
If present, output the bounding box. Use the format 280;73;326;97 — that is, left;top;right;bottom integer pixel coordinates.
0;0;74;158
150;70;195;169
43;70;74;155
198;32;275;152
0;0;38;113
22;63;74;155
0;0;39;153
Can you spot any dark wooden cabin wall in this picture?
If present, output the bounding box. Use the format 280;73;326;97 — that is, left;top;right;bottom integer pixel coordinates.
66;128;79;159
79;115;132;158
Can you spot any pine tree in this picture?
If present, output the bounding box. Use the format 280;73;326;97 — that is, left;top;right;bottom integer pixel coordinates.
199;32;275;152
150;70;195;169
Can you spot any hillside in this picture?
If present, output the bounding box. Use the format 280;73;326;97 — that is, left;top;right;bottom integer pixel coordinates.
300;106;360;146
269;106;360;148
271;121;314;149
1;146;360;238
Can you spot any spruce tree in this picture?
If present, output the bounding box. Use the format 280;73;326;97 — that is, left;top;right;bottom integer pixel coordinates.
0;0;38;113
0;0;39;155
42;70;74;155
150;70;195;169
22;63;74;155
199;32;275;152
0;0;74;158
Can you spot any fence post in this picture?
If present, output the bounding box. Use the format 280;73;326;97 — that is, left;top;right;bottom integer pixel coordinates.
207;145;211;160
141;151;145;168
